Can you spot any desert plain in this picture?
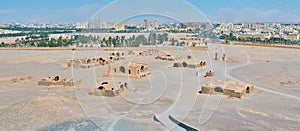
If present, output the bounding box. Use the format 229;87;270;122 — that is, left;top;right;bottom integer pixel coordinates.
0;43;300;130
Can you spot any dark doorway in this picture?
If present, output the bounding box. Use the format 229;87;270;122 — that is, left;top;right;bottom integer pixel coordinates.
246;87;250;93
87;59;91;64
182;62;187;67
98;86;105;90
141;66;144;72
54;76;60;81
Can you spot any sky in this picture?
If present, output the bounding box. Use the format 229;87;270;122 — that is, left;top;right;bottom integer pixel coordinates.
0;0;300;23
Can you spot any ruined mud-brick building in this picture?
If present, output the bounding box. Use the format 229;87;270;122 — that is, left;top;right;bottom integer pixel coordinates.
137;51;149;56
88;80;129;97
67;56;124;68
201;80;254;99
101;56;125;65
110;50;135;57
103;62;151;79
38;76;78;87
110;51;126;57
215;53;227;61
205;70;214;77
173;58;206;68
155;55;177;61
67;58;100;68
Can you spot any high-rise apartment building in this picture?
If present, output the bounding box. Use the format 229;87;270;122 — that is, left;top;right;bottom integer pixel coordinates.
153;19;159;29
144;19;150;29
88;19;101;29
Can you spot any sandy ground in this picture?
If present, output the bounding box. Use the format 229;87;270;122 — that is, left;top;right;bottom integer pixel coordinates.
0;45;299;130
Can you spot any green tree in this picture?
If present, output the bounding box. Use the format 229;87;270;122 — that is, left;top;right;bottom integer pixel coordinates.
108;36;112;47
132;35;147;47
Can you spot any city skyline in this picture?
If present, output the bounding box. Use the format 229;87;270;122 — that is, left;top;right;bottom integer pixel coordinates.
0;0;300;23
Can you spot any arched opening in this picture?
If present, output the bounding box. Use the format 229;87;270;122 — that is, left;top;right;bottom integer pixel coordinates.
116;52;120;56
54;76;60;81
182;62;187;67
141;66;144;72
101;82;108;85
246;87;250;93
98;86;105;90
214;87;223;93
120;66;126;73
87;59;92;64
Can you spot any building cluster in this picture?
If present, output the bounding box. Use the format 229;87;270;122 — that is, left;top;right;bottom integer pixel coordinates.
66;51;135;69
0;23;74;29
76;19;161;31
143;19;160;30
76;19;144;30
0;29;22;35
213;23;300;41
75;19;211;32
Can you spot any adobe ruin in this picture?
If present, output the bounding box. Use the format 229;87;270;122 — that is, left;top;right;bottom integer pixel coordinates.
88;80;131;97
103;62;151;79
110;52;125;57
173;58;206;68
204;70;215;77
67;58;100;68
200;80;254;99
38;76;79;87
2;76;33;85
66;55;124;68
215;53;227;61
155;55;177;61
110;50;135;57
138;51;149;57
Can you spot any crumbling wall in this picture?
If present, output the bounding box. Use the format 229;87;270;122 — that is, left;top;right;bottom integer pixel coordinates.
38;76;77;87
201;86;212;94
205;71;214;77
201;81;255;99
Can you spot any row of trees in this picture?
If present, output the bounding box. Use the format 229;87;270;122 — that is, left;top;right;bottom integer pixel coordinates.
0;27;75;38
220;33;300;45
0;37;74;47
1;32;172;48
76;33;169;47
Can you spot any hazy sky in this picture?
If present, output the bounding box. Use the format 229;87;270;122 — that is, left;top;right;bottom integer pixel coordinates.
0;0;299;23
